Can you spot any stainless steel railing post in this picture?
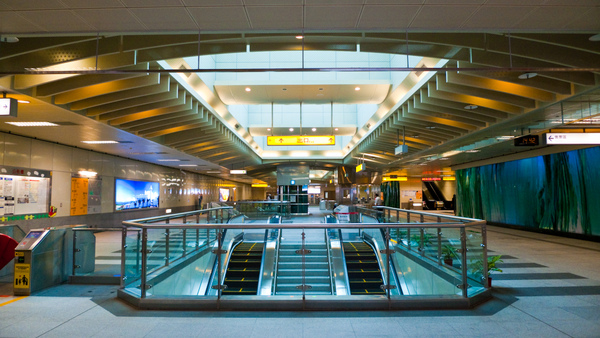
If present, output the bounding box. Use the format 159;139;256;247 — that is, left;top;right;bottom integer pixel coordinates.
120;227;126;288
141;228;148;299
482;223;489;289
460;227;468;298
164;229;170;266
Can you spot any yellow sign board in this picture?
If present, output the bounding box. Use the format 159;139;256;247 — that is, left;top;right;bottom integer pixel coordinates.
70;177;88;216
14;264;30;289
252;183;268;188
15;251;24;257
267;135;335;146
383;177;408;182
356;163;365;173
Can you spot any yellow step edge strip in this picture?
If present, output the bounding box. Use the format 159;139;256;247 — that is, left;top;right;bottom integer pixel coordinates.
0;296;27;307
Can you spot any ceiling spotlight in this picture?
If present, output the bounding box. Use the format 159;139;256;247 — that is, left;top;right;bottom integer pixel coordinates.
17;100;30;104
334;128;339;131
296;35;304;40
289;128;294;132
312;128;316;132
425;126;435;130
464;104;478;110
267;128;271;131
518;72;537;79
245;87;251;92
354;87;361;91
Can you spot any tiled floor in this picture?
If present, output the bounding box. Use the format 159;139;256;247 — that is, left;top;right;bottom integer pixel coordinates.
2;218;600;337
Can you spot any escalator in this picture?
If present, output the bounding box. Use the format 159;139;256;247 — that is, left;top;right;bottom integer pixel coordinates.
343;242;385;295
422;186;436;210
423;181;448;210
222;242;264;295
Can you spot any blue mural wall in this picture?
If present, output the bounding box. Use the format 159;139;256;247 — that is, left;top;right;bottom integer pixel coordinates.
456;146;600;237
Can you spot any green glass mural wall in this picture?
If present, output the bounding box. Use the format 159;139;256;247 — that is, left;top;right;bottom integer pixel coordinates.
456;146;600;237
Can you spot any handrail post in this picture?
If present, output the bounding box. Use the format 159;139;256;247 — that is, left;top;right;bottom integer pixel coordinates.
482;223;489;289
72;230;78;276
419;228;425;256
196;213;200;223
196;229;200;249
183;215;187;224
437;216;442;265
164;229;170;266
386;227;391;300
120;227;126;287
460;227;468;297
182;229;187;257
141;228;148;299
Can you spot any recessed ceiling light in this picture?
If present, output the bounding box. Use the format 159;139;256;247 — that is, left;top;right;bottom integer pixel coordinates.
312;127;316;132
82;140;119;144
425;126;436;130
296;35;304;40
355;87;361;91
245;87;251;92
267;128;271;131
5;122;58;127
158;159;180;162
464;104;478;110
17;100;30;104
289;128;294;132
1;37;19;43
518;72;537;79
466;149;480;153
179;164;198;167
334;128;339;131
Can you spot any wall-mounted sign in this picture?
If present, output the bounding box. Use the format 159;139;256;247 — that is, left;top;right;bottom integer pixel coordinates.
514;135;540;146
0;98;18;117
251;183;268;188
546;133;600;145
422;177;442;181
356;163;365;173
267;135;335;146
383;177;407;182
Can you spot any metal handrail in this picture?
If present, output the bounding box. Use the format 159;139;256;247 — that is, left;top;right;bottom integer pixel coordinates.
123;221;486;230
126;206;234;225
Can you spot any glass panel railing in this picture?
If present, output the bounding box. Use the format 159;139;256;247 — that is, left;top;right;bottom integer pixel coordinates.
123;228;142;287
73;229;122;278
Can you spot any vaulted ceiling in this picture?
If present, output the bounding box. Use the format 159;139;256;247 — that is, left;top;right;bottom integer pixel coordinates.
1;1;599;184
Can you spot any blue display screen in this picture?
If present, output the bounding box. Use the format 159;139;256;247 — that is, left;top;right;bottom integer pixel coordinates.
115;179;159;211
25;231;42;239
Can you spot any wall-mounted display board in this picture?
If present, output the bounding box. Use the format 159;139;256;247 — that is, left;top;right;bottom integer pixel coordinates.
0;167;51;216
70;177;103;216
115;179;159;211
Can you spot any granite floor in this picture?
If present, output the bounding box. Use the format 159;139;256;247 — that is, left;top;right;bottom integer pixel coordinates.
1;222;600;337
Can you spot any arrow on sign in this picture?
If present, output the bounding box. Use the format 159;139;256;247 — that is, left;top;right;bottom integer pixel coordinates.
548;135;554;141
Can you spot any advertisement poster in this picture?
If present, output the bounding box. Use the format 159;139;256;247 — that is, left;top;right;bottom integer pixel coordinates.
115;179;159;211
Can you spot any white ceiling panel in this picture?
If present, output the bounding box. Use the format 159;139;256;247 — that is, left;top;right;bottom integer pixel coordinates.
410;5;479;29
18;10;93;32
244;0;302;5
461;6;536;29
74;9;146;31
215;83;391;105
564;7;600;30
182;0;242;5
358;5;421;29
0;0;65;10
246;6;303;30
0;12;45;33
121;0;185;7
131;8;197;30
305;6;362;29
61;0;125;9
187;7;250;31
305;0;363;4
514;7;593;30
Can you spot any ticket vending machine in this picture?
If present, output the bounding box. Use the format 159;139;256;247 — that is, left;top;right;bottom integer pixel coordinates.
13;230;49;296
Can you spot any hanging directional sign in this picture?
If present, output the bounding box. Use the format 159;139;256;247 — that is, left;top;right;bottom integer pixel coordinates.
267;135;335;146
545;133;600;145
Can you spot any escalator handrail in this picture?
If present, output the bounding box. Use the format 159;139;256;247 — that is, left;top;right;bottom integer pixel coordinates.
337;229;352;294
256;229;270;294
325;229;335;295
271;228;283;295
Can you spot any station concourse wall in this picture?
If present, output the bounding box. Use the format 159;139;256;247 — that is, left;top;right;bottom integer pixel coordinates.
0;132;251;234
456;146;600;238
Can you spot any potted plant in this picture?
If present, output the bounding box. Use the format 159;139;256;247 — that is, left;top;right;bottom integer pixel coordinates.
441;244;457;266
471;255;503;287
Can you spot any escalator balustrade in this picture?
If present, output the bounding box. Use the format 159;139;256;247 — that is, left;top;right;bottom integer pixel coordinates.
222;242;264;295
343;242;385;295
